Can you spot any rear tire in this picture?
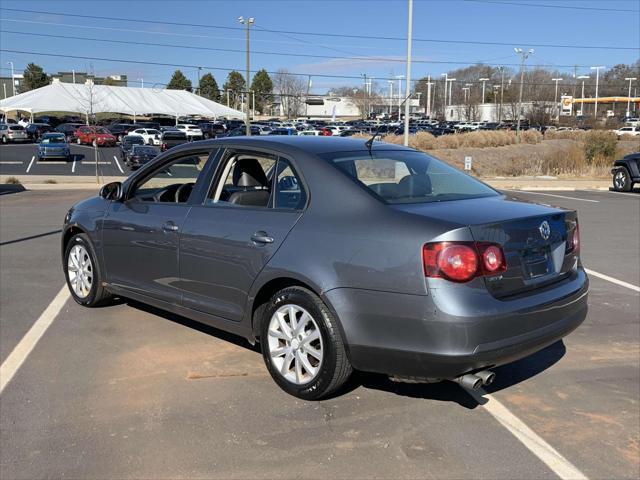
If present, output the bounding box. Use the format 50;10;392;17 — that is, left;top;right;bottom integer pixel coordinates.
1;136;6;144
260;287;352;400
613;167;632;192
63;233;113;307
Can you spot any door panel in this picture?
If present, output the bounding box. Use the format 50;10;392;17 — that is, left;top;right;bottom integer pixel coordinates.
102;201;189;304
179;207;301;320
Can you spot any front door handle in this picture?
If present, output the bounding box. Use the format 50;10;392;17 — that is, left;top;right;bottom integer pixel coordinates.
251;231;274;244
162;221;179;232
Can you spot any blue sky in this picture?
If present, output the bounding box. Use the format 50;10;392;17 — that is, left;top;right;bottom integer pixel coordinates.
1;0;638;93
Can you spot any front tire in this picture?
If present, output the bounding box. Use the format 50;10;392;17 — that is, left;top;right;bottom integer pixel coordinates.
64;233;112;307
260;287;352;400
613;167;632;192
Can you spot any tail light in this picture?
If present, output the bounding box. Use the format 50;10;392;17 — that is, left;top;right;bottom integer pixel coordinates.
423;242;506;283
161;143;167;151
567;221;580;253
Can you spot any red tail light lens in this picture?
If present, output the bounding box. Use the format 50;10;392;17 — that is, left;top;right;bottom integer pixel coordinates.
423;242;506;282
572;222;580;252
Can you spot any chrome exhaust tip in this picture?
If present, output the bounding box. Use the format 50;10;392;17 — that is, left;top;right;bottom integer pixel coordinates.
475;370;496;387
455;374;483;390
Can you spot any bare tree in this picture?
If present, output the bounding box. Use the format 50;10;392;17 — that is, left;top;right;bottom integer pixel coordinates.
273;69;306;119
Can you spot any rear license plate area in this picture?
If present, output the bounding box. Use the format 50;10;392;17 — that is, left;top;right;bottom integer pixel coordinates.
523;247;552;278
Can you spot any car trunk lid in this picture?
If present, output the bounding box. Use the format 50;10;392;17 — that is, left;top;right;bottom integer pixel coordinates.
392;195;579;298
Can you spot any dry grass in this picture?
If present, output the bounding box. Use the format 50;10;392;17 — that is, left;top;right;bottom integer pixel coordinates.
544;130;587;141
4;176;21;184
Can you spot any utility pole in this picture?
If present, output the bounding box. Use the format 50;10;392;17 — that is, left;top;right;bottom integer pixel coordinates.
6;61;15;96
388;80;393;117
577;75;589;116
625;77;637;117
441;73;448;112
402;0;413;146
499;66;505;123
395;75;404;120
479;77;489;103
238;16;254;135
447;78;456;106
137;78;144;88
305;75;312;117
590;65;604;119
196;67;202;95
362;73;368;119
425;75;433;118
514;48;534;140
552;78;563;121
72;69;76;84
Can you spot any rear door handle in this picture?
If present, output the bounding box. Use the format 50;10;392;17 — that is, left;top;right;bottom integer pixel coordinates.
162;221;179;232
251;231;274;244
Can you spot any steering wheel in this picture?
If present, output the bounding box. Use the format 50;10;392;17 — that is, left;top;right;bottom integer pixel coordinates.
152;183;180;203
175;182;195;203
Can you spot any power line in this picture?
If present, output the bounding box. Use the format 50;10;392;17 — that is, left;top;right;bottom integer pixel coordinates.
463;0;640;13
0;7;636;51
3;48;630;89
1;29;606;70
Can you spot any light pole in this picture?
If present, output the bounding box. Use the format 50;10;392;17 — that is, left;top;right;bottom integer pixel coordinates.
6;61;15;96
441;73;448;112
590;66;604;119
514;48;534;140
362;73;368;118
238;15;254;135
425;75;433;118
446;78;456;107
625;77;637;117
479;77;489;103
395;74;404;120
137;78;144;88
498;66;505;123
72;69;76;84
577;75;589;116
402;0;414;146
552;78;563;121
388;80;393;117
196;66;202;95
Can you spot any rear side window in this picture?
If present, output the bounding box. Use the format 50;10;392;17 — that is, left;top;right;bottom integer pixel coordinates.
274;158;306;210
321;150;498;204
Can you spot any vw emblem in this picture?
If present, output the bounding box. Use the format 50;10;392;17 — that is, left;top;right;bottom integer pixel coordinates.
539;220;551;240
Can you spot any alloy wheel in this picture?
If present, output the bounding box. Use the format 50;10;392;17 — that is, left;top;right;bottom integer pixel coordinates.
67;244;93;298
614;170;627;190
267;304;323;385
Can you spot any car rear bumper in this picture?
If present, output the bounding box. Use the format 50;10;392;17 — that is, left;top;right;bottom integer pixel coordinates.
325;268;588;379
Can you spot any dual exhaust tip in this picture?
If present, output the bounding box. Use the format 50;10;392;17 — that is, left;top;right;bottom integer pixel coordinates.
456;370;495;390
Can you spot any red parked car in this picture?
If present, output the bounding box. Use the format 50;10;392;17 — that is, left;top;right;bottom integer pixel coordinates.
75;126;117;147
320;127;333;136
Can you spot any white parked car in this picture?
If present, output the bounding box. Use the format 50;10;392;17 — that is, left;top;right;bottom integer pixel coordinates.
298;130;323;136
175;124;204;139
254;125;273;135
625;118;639;127
455;122;471;131
128;128;162;145
0;123;29;143
614;126;640;137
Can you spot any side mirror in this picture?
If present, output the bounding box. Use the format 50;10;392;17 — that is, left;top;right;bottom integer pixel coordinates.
99;181;122;201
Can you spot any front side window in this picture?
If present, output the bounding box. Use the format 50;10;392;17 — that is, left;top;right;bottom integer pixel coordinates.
321;150;498;204
130;151;212;203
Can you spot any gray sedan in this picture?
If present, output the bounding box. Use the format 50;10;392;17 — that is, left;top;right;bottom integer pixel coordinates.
61;137;588;400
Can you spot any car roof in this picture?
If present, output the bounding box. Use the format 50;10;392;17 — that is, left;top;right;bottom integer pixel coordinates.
40;132;65;138
182;136;412;154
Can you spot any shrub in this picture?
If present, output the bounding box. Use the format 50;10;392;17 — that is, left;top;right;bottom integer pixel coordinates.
43;179;57;184
520;129;543;144
544;130;587;141
584;130;617;165
5;176;21;184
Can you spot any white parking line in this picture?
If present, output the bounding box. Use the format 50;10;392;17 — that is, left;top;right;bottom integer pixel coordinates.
0;284;70;394
25;156;35;173
475;390;588;480
606;191;640;198
0;161;23;164
81;161;111;165
584;268;640;292
504;190;599;203
72;157;76;173
113;155;124;174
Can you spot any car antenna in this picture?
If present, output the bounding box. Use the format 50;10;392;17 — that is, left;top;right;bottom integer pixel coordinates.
365;92;412;154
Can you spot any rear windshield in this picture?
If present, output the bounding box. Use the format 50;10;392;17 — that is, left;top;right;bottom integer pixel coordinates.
9;126;24;131
41;136;66;144
321;150;498;204
132;146;157;154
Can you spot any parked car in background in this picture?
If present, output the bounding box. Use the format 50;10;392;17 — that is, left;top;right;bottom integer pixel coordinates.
297;129;323;136
107;123;135;142
611;152;640;192
119;135;146;160
160;129;189;152
37;133;71;161
175;124;204;140
614;126;640;137
198;122;227;139
0;123;29;143
62;136;588;400
269;127;297;136
128;128;162;145
224;126;262;137
75;126;117;147
25;123;54;141
124;145;159;170
55;123;85;142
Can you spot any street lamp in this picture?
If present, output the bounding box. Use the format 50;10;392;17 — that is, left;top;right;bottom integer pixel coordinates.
590;66;605;119
446;78;456;107
395;74;404;119
6;61;15;96
441;73;448;111
137;78;144;88
514;48;534;140
551;78;563;121
624;77;637;117
462;87;470;103
478;77;489;104
238;15;255;135
388;80;393;117
577;75;589;116
402;0;414;146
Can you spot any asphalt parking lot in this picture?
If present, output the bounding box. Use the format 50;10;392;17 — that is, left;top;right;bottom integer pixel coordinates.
0;188;638;479
0;143;127;177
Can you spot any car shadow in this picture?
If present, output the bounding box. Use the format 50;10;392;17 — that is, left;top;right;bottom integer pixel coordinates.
69;154;85;162
119;298;566;408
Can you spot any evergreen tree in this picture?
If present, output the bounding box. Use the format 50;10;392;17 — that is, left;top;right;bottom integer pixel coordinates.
198;73;220;101
22;63;49;92
167;70;193;91
250;69;273;114
223;71;246;109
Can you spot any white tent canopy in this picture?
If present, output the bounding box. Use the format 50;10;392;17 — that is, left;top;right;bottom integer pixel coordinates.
0;80;245;119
